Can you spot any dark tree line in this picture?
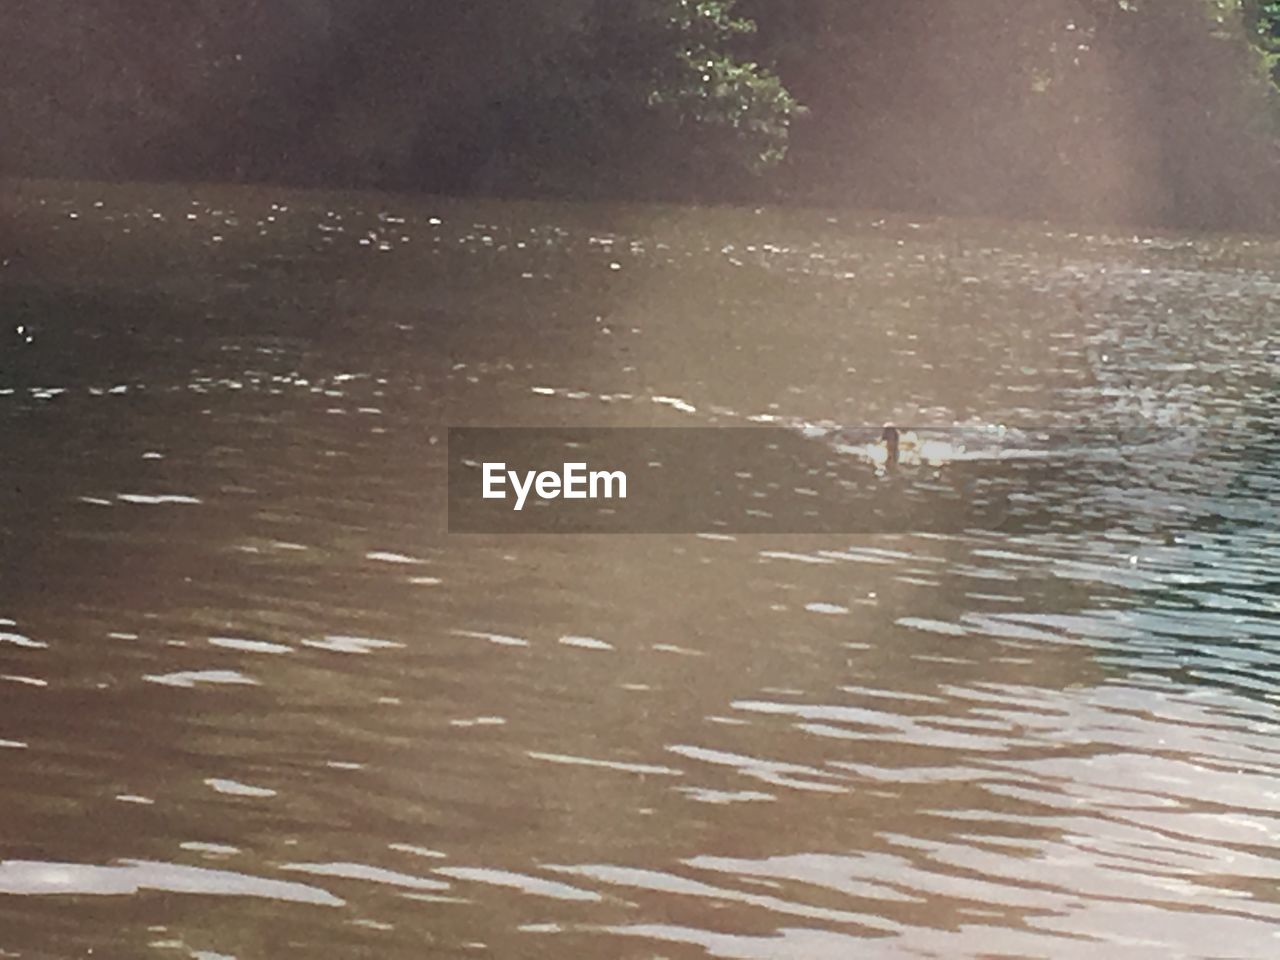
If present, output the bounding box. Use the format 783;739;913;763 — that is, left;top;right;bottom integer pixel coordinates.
1;0;1277;227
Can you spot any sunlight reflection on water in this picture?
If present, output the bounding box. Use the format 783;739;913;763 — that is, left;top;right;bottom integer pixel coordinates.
0;179;1277;958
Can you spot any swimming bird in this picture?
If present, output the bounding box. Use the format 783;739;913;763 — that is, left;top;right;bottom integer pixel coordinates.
876;425;932;467
881;425;901;465
827;423;930;468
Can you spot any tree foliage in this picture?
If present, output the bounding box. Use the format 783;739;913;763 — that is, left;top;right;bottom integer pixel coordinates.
1242;0;1280;85
638;1;799;170
744;0;1279;225
0;0;1275;225
502;0;800;194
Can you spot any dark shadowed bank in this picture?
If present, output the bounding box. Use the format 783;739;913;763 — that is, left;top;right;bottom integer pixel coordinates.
2;0;1278;230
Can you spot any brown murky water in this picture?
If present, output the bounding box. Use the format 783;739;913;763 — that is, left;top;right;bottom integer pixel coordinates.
1;179;1277;958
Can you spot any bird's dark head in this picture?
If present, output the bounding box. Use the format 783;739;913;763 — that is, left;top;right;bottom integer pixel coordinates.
880;424;901;465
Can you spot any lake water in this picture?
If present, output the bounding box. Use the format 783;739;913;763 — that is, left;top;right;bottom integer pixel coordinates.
1;179;1277;959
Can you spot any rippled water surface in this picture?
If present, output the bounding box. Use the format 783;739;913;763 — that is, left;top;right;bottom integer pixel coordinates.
1;179;1277;959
